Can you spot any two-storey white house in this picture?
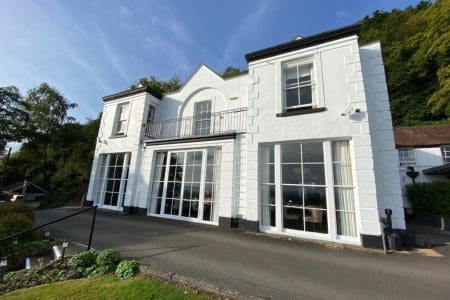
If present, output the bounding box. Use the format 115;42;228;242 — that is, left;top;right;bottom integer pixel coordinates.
86;24;405;248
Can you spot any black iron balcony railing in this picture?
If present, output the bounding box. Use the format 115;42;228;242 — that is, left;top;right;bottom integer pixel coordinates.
144;108;247;140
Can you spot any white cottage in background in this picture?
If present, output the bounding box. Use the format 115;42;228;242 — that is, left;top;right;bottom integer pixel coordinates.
87;24;405;248
394;125;450;215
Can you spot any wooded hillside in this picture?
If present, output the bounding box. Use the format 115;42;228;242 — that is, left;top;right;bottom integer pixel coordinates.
359;0;450;126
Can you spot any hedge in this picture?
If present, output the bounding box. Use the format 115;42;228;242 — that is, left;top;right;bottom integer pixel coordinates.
406;181;450;216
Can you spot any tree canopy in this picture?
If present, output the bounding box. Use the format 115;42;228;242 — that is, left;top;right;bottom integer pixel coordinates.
129;75;181;94
221;66;247;79
359;0;450;126
0;86;27;151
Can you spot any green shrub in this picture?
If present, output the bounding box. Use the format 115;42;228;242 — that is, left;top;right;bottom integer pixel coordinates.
96;249;121;272
0;213;33;236
88;265;111;277
0;261;68;294
115;260;139;279
407;181;450;216
0;202;34;221
68;251;97;271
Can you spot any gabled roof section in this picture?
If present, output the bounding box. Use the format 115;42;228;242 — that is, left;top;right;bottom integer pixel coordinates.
103;86;163;102
164;64;223;95
245;23;361;63
394;124;450;148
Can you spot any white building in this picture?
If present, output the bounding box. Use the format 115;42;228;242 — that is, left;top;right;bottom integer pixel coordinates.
394;125;450;214
87;24;405;248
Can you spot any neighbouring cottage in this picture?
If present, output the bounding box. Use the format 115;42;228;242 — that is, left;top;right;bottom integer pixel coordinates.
394;124;450;215
86;24;405;249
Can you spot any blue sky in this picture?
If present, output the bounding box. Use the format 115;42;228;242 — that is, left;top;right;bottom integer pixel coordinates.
0;0;420;122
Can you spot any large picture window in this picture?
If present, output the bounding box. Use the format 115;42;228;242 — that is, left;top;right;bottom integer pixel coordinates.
95;153;131;209
281;142;327;233
260;140;357;239
149;148;221;223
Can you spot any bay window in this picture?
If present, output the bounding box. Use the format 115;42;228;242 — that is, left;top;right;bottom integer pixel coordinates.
260;140;357;239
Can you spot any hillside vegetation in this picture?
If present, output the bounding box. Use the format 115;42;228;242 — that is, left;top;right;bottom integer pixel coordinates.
359;0;450;126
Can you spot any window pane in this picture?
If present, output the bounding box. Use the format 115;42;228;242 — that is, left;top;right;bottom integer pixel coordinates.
205;165;213;182
193;165;202;182
282;143;301;163
262;163;275;183
304;186;326;208
302;142;323;162
182;201;190;217
283;207;304;230
281;164;302;184
186;152;195;165
261;185;275;205
303;164;325;185
305;209;327;233
285;88;299;107
261;205;276;227
337;211;357;236
284;66;297;86
333;162;352;186
299;86;312;105
282;185;302;207
261;145;274;164
335;187;355;211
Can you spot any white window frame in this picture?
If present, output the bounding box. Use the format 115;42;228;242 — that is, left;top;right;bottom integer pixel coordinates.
113;102;130;136
148;148;221;225
282;59;316;112
441;145;450;164
95;152;131;211
398;147;416;167
259;140;359;244
147;104;156;124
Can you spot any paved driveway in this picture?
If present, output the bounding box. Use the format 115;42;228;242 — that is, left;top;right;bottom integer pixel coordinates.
36;208;450;299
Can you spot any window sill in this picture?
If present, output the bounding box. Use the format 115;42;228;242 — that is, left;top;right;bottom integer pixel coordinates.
276;107;326;117
109;134;127;139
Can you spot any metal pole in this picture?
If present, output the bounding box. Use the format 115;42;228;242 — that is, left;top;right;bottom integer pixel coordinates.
87;205;98;250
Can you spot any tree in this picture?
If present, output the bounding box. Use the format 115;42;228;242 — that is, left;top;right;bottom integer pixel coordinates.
130;75;181;94
221;66;247;79
359;0;450;126
0;86;27;151
22;83;77;187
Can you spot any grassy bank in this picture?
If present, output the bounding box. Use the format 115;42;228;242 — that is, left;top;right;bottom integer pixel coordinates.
0;275;214;300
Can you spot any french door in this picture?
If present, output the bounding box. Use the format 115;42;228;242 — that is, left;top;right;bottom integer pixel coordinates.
96;153;131;210
149;148;220;223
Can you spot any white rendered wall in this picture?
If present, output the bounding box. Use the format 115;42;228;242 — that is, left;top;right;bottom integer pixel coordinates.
86;92;160;209
246;36;395;240
360;42;405;230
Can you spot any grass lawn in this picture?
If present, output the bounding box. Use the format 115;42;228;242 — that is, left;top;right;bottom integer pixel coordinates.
0;275;214;300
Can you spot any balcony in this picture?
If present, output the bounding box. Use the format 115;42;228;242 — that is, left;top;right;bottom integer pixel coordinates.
144;108;247;141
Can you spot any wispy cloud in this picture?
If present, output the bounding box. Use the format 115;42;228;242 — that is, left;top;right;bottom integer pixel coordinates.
93;24;130;82
222;0;276;65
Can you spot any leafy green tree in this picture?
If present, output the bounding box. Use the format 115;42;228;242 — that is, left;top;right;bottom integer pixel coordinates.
22;83;77;187
130;75;181;94
221;66;247;79
360;0;450;126
0;86;27;151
